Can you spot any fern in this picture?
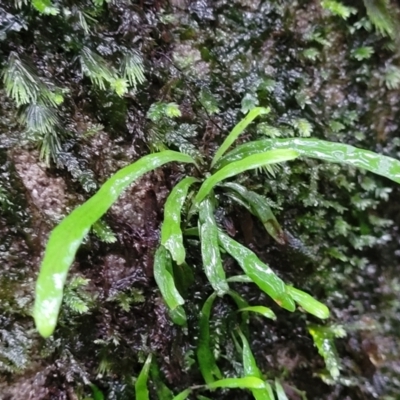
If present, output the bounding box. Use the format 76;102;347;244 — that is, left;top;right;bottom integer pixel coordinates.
120;51;146;89
384;65;400;89
70;6;96;35
63;276;93;314
147;102;182;122
363;0;396;38
19;103;59;134
351;46;374;60
2;52;42;107
2;52;60;107
292;118;313;137
19;104;64;164
92;219;117;243
321;0;357;19
80;47;117;90
32;0;59;15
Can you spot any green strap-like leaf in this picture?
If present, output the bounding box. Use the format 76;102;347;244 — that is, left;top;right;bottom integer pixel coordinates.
161;177;198;265
286;286;330;319
154;245;186;325
207;377;266;390
216;138;400;184
33;151;194;338
197;292;222;384
238;306;277;321
237;329;274;400
171;389;192;400
198;199;229;296
218;231;295;312
211;107;270;167
275;379;289;400
196;149;298;205
223;182;285;244
135;354;153;400
308;325;341;380
150;361;174;400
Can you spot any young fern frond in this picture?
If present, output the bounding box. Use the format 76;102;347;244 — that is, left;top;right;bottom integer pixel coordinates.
80;47;117;90
2;52;42;107
19;104;64;164
363;0;396;38
2;52;60;107
120;51;146;89
14;0;28;8
19;103;59;134
73;7;93;35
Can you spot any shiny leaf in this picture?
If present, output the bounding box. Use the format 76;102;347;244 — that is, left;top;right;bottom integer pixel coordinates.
172;389;192;400
207;377;266;390
216;138;400;185
33;151;194;338
275;379;289;400
286;286;330;319
308;325;341;379
237;329;274;400
161;177;198;264
199;199;229;296
238;306;277;321
196;149;299;205
211;107;270;167
197;292;222;384
154;245;186;325
223;182;285;244
218;231;295;312
135;354;152;400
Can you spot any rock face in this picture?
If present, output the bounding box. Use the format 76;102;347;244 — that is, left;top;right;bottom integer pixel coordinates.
13;150;67;220
0;0;400;399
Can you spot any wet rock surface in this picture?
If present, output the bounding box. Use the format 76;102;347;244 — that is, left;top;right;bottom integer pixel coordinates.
0;0;399;399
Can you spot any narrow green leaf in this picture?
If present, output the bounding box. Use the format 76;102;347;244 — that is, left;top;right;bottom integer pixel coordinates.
196;149;298;205
237;329;274;400
211;107;270;167
207;377;266;390
223;182;285;244
308;325;341;379
135;354;152;400
286;286;330;319
228;290;250;332
238;306;276;321
150;361;174;400
218;232;295;312
89;383;105;400
237;329;262;378
275;379;289;400
169;305;187;326
227;275;253;283
197;292;222;384
217;138;400;185
161;177;198;265
172;389;192;400
33;151;194;338
199;199;229;296
154;245;186;325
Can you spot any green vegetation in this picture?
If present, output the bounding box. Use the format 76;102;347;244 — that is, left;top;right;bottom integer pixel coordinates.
2;0;400;398
33;107;400;397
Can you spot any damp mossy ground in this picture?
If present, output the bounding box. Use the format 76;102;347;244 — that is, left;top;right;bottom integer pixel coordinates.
0;1;400;399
